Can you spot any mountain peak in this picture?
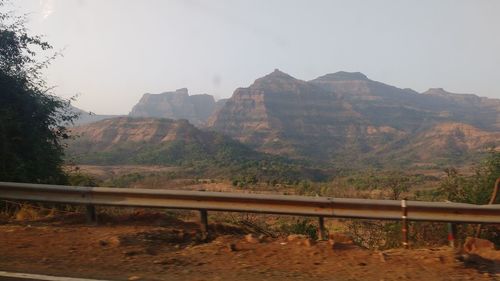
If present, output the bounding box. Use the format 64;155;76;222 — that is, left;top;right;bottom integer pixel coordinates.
314;71;369;82
423;88;449;95
249;69;303;90
263;68;295;80
174;88;188;95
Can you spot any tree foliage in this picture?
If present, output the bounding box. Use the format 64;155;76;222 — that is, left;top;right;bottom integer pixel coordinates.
438;150;500;204
0;1;75;183
346;170;418;200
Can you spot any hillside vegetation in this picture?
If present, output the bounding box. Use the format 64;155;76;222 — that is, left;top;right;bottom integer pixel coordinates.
67;117;328;184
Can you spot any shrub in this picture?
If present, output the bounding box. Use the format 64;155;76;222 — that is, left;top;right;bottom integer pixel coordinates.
278;218;318;240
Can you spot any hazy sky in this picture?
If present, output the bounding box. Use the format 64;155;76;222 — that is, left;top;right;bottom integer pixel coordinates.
9;0;500;114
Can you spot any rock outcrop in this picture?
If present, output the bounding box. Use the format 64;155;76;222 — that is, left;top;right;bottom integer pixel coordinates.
129;89;225;126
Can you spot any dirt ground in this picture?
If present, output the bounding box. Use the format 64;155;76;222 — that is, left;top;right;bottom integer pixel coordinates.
0;212;498;281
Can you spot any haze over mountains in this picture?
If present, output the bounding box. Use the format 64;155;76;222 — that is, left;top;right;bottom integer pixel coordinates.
69;70;500;168
70;106;122;126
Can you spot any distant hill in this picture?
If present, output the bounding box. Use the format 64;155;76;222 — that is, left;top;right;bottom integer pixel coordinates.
310;72;500;131
66;117;327;182
368;122;500;167
69;106;121;126
207;69;500;167
129;88;227;126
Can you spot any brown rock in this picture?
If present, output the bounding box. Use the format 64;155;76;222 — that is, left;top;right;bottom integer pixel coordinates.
123;250;140;256
287;234;307;242
463;237;495;254
227;243;237;252
378;252;386;262
328;239;336;249
258;234;267;242
245;234;261;244
328;233;354;244
303;238;316;247
463;237;500;261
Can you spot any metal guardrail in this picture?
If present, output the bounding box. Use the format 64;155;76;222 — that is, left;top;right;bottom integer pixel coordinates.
1;181;499;224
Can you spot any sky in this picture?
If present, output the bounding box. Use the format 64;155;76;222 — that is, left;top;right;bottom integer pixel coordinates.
7;0;500;114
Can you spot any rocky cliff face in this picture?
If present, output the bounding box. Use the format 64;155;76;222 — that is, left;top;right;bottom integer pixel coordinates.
129;89;225;126
70;117;200;152
208;70;500;166
209;69;377;159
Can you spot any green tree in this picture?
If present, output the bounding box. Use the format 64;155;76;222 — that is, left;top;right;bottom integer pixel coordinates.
438;168;466;202
0;1;75;183
383;171;412;200
438;150;500;204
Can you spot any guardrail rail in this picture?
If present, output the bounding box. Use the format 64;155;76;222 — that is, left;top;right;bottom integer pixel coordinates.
1;181;499;243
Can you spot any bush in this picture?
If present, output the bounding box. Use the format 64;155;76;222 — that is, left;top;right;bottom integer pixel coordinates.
438;150;500;204
347;220;451;250
347;151;500;249
278;218;318;240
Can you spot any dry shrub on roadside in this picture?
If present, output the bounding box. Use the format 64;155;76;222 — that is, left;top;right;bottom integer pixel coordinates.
208;212;321;238
347;220;452;250
347;220;400;250
14;204;46;221
276;217;319;239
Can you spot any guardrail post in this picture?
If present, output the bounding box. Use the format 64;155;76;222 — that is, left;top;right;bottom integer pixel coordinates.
85;204;97;224
318;216;326;240
475;177;500;238
401;198;408;249
199;209;208;241
447;223;456;248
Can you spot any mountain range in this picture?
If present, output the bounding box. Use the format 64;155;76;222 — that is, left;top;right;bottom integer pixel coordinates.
207;70;499;166
68;70;500;169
